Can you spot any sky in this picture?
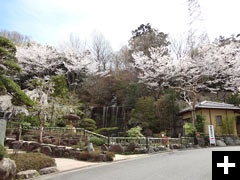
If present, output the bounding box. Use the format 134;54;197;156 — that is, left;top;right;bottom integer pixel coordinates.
0;0;240;51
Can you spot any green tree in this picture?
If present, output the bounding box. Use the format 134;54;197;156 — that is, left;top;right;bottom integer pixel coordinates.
0;36;33;106
129;96;157;129
129;23;170;56
77;118;97;131
156;89;180;136
226;94;240;106
124;83;139;109
51;74;69;98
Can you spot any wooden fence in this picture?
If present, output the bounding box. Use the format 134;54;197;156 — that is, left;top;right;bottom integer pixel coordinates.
6;125;194;147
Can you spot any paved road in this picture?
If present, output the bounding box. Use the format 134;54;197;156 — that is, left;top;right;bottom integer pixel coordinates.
37;146;240;180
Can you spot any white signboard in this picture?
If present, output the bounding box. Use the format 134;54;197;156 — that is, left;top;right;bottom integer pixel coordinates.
208;125;216;145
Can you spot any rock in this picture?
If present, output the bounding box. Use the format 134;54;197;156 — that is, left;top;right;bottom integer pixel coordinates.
109;144;124;154
53;147;65;157
38;167;58;175
32;148;41;153
125;142;137;152
233;139;240;145
22;142;30;151
16;170;39;179
28;142;40;151
216;140;226;147
40;146;52;156
101;145;109;152
224;137;235;145
147;147;154;153
11;141;23;149
139;148;148;154
43;138;52;144
98;154;106;161
157;146;167;151
0;158;16;180
179;145;186;149
4;138;15;147
87;143;94;152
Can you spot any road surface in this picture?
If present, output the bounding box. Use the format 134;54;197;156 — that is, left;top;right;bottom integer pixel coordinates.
37;146;240;180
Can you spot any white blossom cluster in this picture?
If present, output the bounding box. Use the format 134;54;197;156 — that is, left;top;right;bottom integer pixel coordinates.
133;40;240;93
16;43;98;76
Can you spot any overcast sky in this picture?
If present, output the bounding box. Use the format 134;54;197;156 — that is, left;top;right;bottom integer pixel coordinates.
0;0;240;50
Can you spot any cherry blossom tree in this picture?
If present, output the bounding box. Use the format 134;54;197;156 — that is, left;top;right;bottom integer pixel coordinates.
133;39;240;142
16;43;98;88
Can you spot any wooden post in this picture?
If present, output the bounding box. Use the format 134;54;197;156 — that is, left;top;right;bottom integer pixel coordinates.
146;137;149;149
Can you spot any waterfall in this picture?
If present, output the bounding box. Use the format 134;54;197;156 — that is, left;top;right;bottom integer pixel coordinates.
106;107;109;127
102;107;106;128
115;106;119;126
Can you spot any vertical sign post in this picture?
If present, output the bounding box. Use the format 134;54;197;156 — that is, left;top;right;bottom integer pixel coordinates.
208;125;216;146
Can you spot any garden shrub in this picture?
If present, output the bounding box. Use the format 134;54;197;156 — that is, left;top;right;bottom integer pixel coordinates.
196;114;205;133
77;152;91;161
8;153;56;172
183;123;194;136
90;136;106;146
126;126;143;137
95;127;119;136
106;152;115;161
0;144;6;160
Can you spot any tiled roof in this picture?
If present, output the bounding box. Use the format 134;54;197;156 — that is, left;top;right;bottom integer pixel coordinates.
178;101;240;115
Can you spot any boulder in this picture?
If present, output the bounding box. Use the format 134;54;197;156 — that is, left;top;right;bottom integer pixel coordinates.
40;146;52;156
125;142;137;152
98;154;106;162
224;137;235;146
53;147;65;157
28;142;40;151
101;145;109;152
138;148;148;154
11;141;23;149
87;143;94;152
32;148;41;153
22;142;30;151
16;170;39;179
216;140;226;147
147;147;154;153
0;158;16;180
233;139;240;145
38;167;58;175
43;138;52;144
109;144;124;154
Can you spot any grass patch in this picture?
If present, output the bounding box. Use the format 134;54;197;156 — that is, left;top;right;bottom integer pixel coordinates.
8;153;56;172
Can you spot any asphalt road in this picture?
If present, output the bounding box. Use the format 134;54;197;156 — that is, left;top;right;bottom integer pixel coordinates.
37;146;240;180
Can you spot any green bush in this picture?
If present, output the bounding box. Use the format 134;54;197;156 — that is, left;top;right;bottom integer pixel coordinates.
183;123;194;136
95;127;119;136
126;126;143;137
106;152;115;161
0;144;6;160
90;137;106;146
196;114;205;133
8;153;56;172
